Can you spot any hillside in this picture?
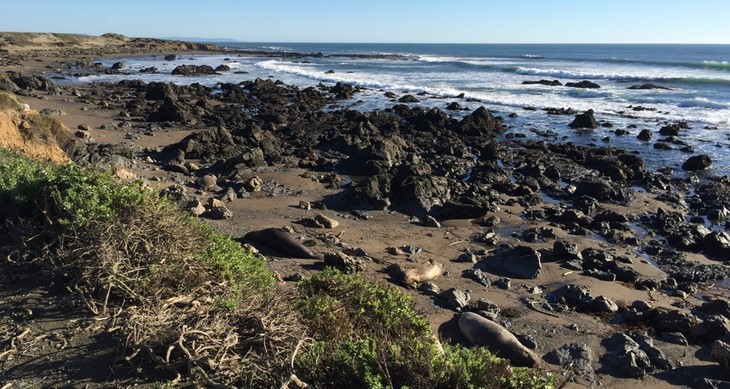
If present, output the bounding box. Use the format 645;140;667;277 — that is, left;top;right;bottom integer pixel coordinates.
0;32;220;54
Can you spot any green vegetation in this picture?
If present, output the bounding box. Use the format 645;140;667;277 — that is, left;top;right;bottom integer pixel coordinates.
0;149;553;388
296;268;554;389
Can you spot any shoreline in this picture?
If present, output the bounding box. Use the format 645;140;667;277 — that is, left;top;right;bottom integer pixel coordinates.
2;36;730;388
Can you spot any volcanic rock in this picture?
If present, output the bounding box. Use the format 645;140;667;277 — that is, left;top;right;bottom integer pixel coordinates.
569;109;599;129
682;154;712;171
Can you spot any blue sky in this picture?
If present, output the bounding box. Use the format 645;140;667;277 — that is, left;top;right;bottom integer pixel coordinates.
3;0;729;44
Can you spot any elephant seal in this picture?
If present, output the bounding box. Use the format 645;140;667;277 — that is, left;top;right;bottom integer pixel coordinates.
243;228;321;259
458;312;541;367
403;259;444;287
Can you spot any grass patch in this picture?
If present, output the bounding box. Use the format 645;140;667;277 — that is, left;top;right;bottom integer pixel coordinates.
0;91;22;110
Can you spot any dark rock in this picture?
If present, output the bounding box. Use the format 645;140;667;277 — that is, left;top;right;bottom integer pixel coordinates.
637;129;653;141
592;296;619;313
690;315;730;345
481;246;541;279
545;343;594;381
164;54;177;61
445;102;462;110
553;240;581;259
457;106;504;136
603;333;652;378
148;97;194;123
110;61;126;70
654;310;696;334
702;231;730;260
549;284;593;311
628;83;671;90
171;64;217;76
682;154;712;171
205;206;233;220
545;107;577;115
574;179;632;204
323;251;365;274
584;269;616;282
418;281;441;296
442;288;471;311
464;268;491;287
630;332;673;370
215;64;230;72
398;94;420;103
330;82;356;99
493;277;511;290
565;80;600;89
522;79;562;86
569;109;599;129
659;124;681;136
660;332;689;345
711;337;730;375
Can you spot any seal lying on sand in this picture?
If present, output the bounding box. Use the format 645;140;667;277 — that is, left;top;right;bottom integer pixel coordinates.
458;312;541;367
403;259;444;287
243;228;321;259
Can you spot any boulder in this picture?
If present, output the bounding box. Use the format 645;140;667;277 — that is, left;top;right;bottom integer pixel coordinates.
690;315;730;344
323;251;365;274
630;332;673;370
545;343;594;381
330;82;356;99
702;231;730;259
637;129;653;141
565;80;600;88
654;310;696;334
171;64;217;76
398;94;419;103
659;124;680;136
164;54;177;61
457;106;504;136
549;284;593;311
553;240;581;259
481;245;542;279
682;154;712;171
712;339;730;373
569;109;599;129
215;64;231;72
603;333;652;378
442;288;471;311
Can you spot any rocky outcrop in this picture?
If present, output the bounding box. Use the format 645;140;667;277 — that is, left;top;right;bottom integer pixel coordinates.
569;109;599;129
565;80;600;89
171;64;217;76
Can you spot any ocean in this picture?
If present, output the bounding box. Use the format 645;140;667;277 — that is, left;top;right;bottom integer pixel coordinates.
74;43;730;174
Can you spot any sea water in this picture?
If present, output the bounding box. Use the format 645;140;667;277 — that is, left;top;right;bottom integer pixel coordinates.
72;43;730;173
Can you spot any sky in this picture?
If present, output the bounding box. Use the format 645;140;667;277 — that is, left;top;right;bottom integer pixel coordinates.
3;0;730;44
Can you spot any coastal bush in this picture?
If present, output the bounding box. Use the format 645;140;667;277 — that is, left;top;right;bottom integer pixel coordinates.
0;91;22;110
0;150;296;387
295;268;554;389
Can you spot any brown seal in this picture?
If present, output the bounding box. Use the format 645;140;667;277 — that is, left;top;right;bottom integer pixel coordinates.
243;228;321;259
458;312;541;367
403;259;444;287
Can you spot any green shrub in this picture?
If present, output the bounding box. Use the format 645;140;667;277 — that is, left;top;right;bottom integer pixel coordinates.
295;268;555;389
0;149;144;228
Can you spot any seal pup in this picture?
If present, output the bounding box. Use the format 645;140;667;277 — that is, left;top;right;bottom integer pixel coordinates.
243;228;322;259
403;259;444;287
458;312;541;367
